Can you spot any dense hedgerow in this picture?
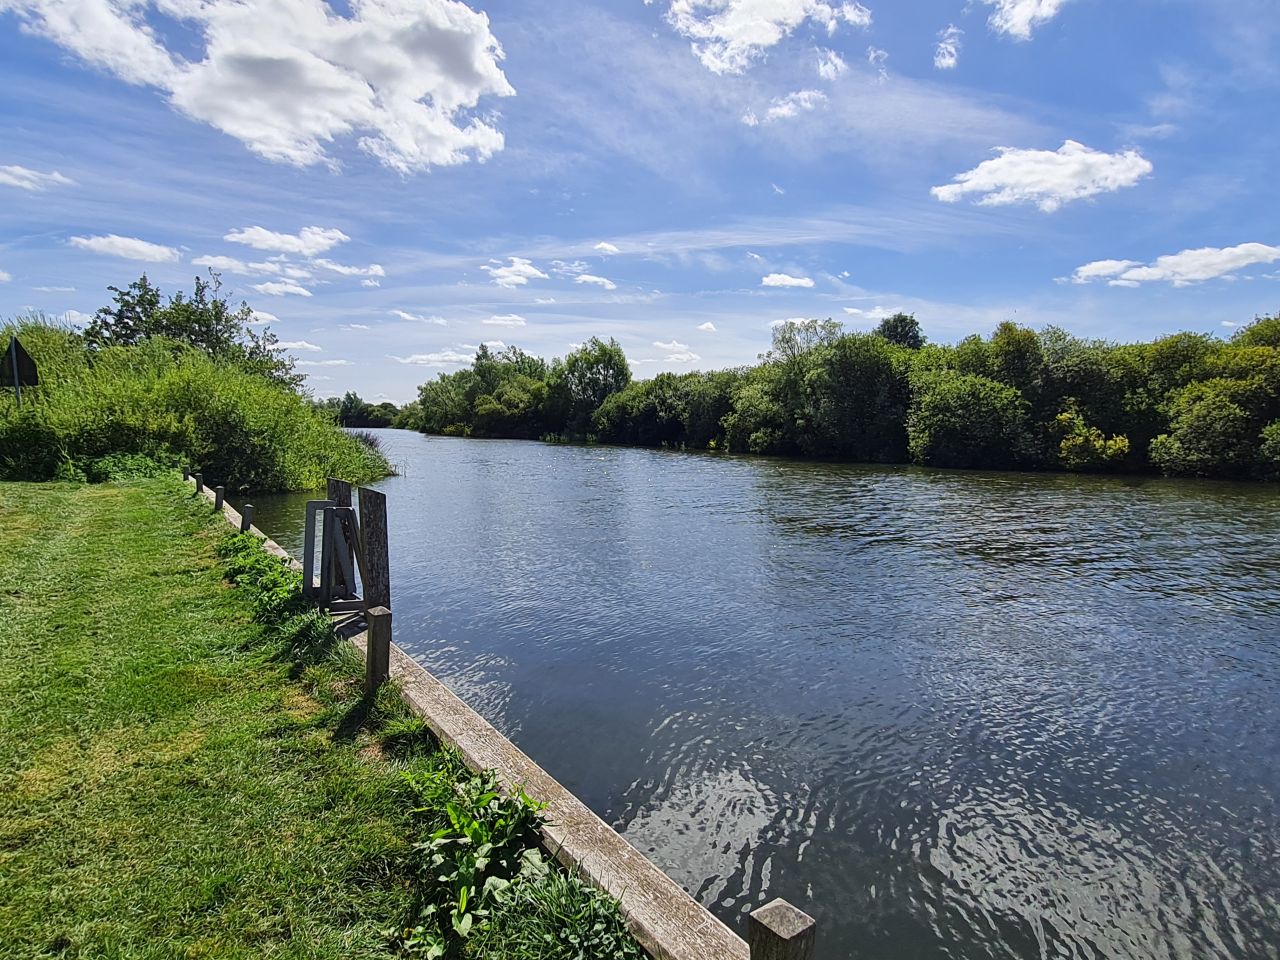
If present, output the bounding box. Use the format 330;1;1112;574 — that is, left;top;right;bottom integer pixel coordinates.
0;319;388;491
402;312;1280;480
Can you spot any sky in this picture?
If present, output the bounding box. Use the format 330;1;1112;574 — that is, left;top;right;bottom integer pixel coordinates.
1;0;1278;404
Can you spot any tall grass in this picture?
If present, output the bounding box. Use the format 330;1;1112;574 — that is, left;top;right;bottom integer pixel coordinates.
0;318;388;491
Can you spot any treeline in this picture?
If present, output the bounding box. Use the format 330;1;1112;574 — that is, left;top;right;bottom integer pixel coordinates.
0;275;389;491
403;313;1280;480
314;391;400;428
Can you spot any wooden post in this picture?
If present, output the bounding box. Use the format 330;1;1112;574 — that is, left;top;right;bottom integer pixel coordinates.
240;504;254;534
357;487;390;610
214;485;225;510
326;477;352;508
182;466;190;481
193;472;203;494
749;900;815;960
365;606;391;695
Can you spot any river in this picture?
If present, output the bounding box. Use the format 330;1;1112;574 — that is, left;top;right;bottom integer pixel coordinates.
243;429;1280;960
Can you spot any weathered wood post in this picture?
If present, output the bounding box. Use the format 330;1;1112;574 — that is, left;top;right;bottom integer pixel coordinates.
214;485;225;510
365;606;391;695
749;900;816;960
182;466;190;481
326;477;352;508
193;472;203;494
240;504;254;534
357;487;390;610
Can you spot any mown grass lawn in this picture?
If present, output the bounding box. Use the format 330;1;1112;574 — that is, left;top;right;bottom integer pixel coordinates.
0;478;640;960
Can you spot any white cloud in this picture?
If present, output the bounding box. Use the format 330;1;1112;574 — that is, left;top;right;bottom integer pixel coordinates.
534;297;557;304
665;0;871;74
762;273;815;288
390;349;473;366
698;321;717;332
69;233;181;262
33;285;75;292
655;339;699;362
295;359;351;366
247;309;278;325
594;241;620;255
6;0;514;173
481;257;548;288
64;309;93;325
769;317;811;327
575;273;618;291
252;281;312;297
866;45;888;79
391;310;447;325
745;89;827;125
934;24;962;69
843;305;893;319
1071;243;1280;288
772;183;785;195
225;225;349;255
0;269;10;282
484;313;527;327
816;48;847;80
361;278;381;288
0;164;74;191
313;258;385;277
1222;321;1239;328
654;339;687;350
191;254;281;275
982;0;1069;39
340;323;370;330
277;339;322;351
931;140;1152;212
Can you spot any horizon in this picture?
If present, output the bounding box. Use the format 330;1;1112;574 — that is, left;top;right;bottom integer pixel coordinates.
2;0;1278;405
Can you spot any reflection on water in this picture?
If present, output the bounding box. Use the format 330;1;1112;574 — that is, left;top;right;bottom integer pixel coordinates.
243;431;1280;960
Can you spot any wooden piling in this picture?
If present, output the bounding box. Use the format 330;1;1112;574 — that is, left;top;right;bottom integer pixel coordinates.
214;485;225;510
748;900;815;960
365;606;391;695
182;466;190;481
357;487;390;610
326;477;352;508
193;472;203;494
240;504;254;533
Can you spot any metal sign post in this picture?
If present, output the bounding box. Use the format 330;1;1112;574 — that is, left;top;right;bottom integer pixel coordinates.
2;337;39;408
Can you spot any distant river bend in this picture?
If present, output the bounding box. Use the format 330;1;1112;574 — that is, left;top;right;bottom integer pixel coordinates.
247;431;1280;960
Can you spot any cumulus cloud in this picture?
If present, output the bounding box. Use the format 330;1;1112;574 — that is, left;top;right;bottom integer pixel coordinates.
843;305;893;319
575;273;618;291
361;278;381;288
484;313;527;326
191;254;281;275
769;317;811;327
0;164;74;191
743;88;827;125
1070;243;1280;287
70;234;180;262
482;257;548;288
247;310;278;325
313;258;385;278
931;140;1152;212
654;339;700;363
0;269;10;282
981;0;1069;39
816;48;847;79
296;359;351;366
391;310;446;325
934;25;962;69
594;241;620;255
277;339;322;351
698;321;717;332
64;309;93;325
225;225;349;255
390;349;473;366
4;0;514;172
762;273;815;288
665;0;871;74
252;281;312;297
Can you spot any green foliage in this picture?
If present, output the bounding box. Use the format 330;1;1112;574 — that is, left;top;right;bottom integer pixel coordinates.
405;314;1280;480
874;312;925;350
316;391;401;427
0;319;388;491
906;370;1032;469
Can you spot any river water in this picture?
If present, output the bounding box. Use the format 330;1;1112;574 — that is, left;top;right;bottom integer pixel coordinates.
244;429;1280;960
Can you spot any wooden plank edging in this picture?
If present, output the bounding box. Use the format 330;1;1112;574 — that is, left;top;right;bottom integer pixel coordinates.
185;475;750;960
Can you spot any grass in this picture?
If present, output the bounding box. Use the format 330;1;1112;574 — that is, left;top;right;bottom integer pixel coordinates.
0;477;640;959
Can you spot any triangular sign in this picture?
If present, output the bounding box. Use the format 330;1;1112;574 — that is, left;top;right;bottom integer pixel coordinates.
2;337;38;387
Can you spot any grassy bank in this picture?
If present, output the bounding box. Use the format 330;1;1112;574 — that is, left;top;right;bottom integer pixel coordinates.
0;478;639;959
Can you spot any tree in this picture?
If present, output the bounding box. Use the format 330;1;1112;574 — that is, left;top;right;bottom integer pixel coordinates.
906;370;1031;468
874;312;924;350
84;273;300;388
1231;314;1280;348
546;337;631;437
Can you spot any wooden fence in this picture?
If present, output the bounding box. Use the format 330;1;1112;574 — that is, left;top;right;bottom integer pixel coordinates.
185;469;816;960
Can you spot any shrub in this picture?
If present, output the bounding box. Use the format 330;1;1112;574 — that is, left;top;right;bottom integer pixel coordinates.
906;370;1032;468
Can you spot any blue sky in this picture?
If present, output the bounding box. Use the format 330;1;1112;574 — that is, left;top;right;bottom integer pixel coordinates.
1;0;1278;403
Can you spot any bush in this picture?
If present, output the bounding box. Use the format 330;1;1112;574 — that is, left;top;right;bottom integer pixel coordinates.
0;320;388;491
906;370;1032;468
